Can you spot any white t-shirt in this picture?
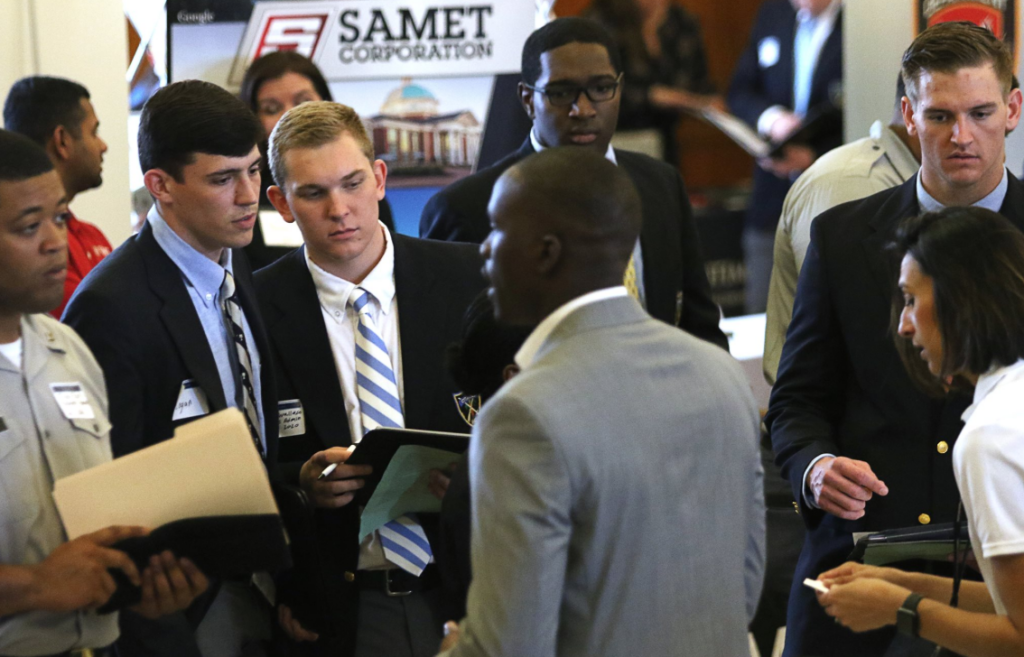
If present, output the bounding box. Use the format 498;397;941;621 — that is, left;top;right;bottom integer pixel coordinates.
0;338;22;370
954;358;1024;614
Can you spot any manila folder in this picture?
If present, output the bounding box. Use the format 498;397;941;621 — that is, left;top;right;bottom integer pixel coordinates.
53;408;278;539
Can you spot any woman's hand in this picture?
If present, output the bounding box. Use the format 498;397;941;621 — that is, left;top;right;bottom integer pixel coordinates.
818;578;910;632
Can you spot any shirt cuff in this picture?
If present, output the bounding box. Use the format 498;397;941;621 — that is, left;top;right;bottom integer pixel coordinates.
757;105;789;137
802;453;836;509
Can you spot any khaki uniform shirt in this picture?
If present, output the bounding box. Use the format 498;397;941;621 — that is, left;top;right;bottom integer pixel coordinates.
763;121;918;383
0;314;117;656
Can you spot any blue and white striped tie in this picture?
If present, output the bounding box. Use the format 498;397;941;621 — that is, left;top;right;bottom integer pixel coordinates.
351;288;432;576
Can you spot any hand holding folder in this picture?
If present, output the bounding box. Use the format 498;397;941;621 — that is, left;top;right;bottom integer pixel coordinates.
52;409;290;611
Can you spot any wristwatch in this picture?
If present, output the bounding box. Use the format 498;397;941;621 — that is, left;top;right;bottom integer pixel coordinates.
896;592;924;637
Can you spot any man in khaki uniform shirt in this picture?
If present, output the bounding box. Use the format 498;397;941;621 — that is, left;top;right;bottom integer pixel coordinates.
0;129;207;657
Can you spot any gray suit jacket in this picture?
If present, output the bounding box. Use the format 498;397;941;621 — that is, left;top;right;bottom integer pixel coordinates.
446;296;765;657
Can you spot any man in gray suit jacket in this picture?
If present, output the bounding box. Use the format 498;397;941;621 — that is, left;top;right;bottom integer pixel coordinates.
438;148;765;657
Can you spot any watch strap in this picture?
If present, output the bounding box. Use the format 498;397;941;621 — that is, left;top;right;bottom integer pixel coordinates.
896;592;925;637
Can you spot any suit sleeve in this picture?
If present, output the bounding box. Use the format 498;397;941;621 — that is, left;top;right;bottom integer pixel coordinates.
420;190;485;243
764;217;848;528
745;426;766;622
673;171;730;351
62;289;148;458
447;394;570;657
727;4;775;128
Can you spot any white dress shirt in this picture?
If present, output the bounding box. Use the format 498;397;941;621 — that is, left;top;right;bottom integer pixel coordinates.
955;359;1024;614
305;223;405;569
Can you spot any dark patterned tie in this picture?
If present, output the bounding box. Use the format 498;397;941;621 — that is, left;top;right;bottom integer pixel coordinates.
221;270;264;456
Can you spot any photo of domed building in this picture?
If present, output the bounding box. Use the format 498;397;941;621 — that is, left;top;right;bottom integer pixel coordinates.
363;78;482;186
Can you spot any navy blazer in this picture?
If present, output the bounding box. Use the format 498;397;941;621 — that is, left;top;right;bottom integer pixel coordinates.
418;139;729;351
766;173;1024;656
254;234;484;656
727;0;843;231
63;221;279;657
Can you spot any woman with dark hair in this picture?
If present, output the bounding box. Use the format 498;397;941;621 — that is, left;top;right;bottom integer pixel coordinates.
584;0;722;165
433;292;531;617
814;206;1024;656
238;52;394;269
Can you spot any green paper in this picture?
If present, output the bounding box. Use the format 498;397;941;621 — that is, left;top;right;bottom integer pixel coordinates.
863;541;957;566
359;445;460;541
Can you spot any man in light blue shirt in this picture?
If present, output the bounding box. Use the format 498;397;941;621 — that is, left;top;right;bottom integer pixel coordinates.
64;80;279;657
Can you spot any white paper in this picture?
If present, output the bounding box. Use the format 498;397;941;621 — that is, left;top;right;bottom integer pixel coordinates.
49;382;95;420
700;108;770;159
172;379;210;421
258;210;304;248
278;399;305;438
53;409;278;539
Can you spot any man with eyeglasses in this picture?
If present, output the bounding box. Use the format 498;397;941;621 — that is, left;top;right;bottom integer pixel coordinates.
420;17;727;351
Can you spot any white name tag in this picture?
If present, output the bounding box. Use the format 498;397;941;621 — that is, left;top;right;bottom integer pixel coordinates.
759;36;780;68
278;400;305;438
173;379;210;421
50;382;96;420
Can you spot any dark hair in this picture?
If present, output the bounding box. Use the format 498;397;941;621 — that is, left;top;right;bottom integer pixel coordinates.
901;22;1013;104
521;17;622;86
0;130;55;185
3;76;90;146
239;51;333;114
893;207;1024;384
138;80;262;180
445;292;531;402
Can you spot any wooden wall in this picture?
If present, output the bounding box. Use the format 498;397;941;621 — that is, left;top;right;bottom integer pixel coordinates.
556;0;764;191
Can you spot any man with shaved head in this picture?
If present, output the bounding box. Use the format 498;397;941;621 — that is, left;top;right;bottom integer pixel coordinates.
437;147;765;657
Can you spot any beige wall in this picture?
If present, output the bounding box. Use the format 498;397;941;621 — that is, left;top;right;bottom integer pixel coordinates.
0;0;132;246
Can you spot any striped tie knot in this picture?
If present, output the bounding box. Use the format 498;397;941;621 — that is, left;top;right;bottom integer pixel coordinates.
350;288;373;315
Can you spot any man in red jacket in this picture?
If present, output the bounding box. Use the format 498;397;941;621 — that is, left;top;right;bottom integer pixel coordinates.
4;76;112;317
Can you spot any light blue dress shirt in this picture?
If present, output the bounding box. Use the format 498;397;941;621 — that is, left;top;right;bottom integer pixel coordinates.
148;207;266;449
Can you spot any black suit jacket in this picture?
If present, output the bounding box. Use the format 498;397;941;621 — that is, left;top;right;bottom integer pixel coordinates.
254;234;485;656
766;173;1024;656
727;0;843;231
419;139;729;351
63;221;279;657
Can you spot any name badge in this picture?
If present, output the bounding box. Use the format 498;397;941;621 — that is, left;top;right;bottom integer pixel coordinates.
759;36;780;68
50;382;96;420
173;379;210;421
278;400;305;438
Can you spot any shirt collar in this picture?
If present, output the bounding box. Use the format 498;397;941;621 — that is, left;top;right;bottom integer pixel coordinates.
916;167;1008;214
530;129;618;166
797;0;841;26
874;121;919;182
514;286;628;369
962;358;1024;422
305;223;397;322
148;205;233;306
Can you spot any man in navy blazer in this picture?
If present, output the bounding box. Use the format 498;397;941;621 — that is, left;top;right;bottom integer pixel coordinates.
727;0;842;312
766;23;1023;656
419;18;727;352
256;100;483;657
63;81;278;657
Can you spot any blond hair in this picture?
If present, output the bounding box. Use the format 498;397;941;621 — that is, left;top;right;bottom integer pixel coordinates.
268;100;374;186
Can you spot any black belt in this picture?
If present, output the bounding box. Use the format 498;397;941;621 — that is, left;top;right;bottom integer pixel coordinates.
353;565;440;597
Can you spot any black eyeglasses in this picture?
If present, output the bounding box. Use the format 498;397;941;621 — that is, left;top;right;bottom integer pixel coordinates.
524;73;623;107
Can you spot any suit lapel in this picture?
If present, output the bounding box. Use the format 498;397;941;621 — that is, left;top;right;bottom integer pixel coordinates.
811;10;842;100
999;172;1024;231
267;248;353;448
394;235;444;429
779;9;797;108
139;224;228;412
862;176;920;300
